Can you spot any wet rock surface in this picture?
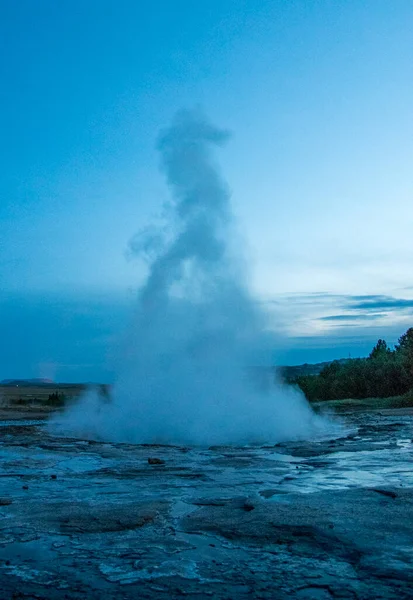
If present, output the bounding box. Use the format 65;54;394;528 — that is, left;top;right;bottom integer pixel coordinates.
0;413;412;598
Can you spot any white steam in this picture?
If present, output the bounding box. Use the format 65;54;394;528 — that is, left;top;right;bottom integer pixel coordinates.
51;109;333;445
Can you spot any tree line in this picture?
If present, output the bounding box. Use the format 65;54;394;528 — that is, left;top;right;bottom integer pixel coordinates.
294;327;413;401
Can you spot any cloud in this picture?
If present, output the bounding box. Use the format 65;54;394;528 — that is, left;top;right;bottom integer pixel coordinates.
261;290;413;345
319;313;383;322
315;295;413;326
349;296;413;311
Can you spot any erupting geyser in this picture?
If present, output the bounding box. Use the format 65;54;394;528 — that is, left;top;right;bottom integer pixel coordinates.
51;109;333;445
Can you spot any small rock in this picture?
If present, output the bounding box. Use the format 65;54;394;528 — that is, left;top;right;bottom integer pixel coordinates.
50;474;57;480
259;489;277;499
22;485;29;490
370;488;397;499
148;457;165;465
0;498;12;506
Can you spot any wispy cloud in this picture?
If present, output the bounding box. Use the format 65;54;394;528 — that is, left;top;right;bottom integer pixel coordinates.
350;296;413;311
262;290;413;342
316;295;413;327
319;313;383;322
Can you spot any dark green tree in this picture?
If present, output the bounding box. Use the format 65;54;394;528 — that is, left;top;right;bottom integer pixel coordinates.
369;339;392;360
395;328;413;388
395;328;413;357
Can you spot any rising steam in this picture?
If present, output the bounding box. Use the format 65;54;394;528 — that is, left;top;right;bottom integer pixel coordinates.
50;109;333;445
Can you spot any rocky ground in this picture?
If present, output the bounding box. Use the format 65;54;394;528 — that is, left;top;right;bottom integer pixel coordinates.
0;409;412;599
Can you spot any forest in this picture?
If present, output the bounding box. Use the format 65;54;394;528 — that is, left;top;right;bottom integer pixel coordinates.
294;328;413;401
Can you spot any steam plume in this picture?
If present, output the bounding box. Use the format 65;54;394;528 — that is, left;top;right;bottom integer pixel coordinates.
51;109;332;445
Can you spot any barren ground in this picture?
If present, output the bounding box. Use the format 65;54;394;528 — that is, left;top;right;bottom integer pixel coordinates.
0;402;412;599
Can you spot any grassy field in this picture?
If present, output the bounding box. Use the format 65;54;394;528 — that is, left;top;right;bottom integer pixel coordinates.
1;383;412;416
0;383;87;407
314;393;413;414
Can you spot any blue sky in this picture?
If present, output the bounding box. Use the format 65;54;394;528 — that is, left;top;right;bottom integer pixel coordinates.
1;1;413;381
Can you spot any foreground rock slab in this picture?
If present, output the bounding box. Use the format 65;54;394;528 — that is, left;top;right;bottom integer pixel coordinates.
0;412;412;598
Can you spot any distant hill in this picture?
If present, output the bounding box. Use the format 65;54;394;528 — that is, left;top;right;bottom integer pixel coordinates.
1;362;351;387
278;359;350;382
249;360;351;386
1;378;55;386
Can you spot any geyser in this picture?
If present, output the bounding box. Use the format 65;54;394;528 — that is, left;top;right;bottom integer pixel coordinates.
51;109;333;445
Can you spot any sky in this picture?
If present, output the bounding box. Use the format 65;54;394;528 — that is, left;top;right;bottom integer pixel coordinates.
1;0;412;381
